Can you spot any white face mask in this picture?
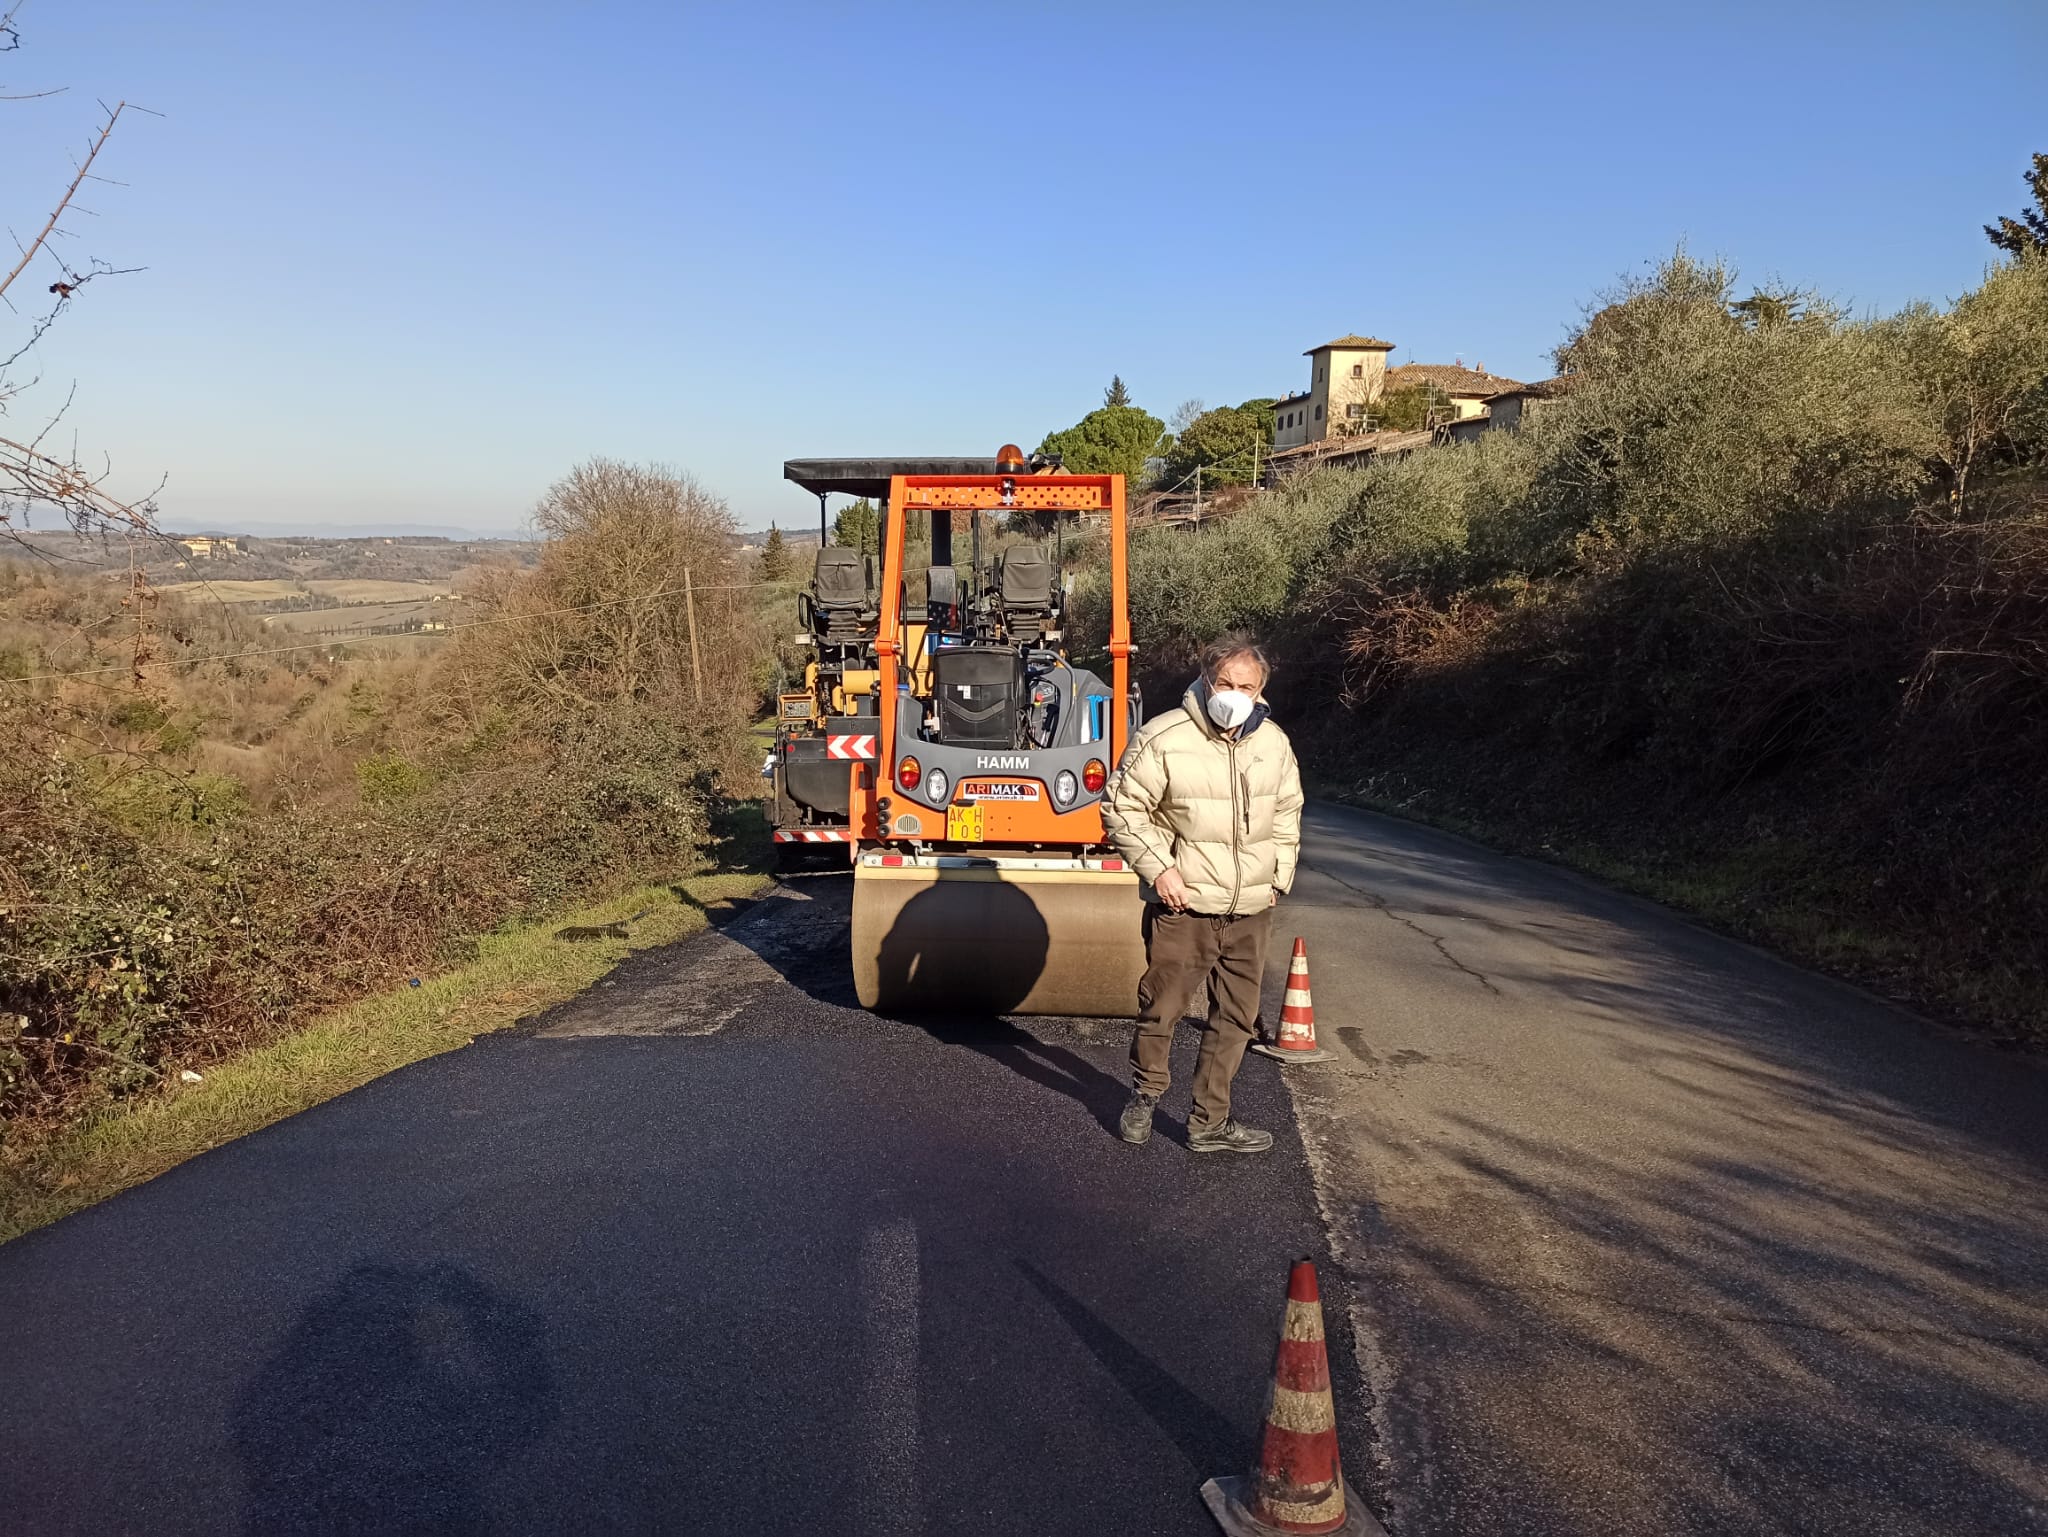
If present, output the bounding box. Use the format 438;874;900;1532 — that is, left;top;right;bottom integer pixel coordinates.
1206;686;1255;731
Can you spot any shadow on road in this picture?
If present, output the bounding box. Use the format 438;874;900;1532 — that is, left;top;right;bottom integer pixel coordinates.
917;1012;1134;1134
1017;1258;1246;1475
231;1261;555;1535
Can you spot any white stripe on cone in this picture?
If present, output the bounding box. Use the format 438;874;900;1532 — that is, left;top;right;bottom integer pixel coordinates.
1274;941;1319;1049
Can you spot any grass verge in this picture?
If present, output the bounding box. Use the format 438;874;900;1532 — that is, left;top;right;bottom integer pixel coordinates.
0;869;768;1245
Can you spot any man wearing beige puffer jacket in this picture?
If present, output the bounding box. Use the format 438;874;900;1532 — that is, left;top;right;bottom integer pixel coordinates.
1100;637;1304;1154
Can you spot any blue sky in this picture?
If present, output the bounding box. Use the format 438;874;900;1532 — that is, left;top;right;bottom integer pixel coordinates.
3;0;2042;535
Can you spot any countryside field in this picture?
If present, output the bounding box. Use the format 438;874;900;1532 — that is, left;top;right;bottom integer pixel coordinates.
265;599;449;633
157;577;456;605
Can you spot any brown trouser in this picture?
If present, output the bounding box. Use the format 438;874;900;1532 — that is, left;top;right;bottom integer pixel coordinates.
1130;905;1274;1134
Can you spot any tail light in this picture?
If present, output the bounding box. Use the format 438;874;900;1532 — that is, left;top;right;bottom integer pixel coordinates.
1082;758;1107;793
897;756;922;791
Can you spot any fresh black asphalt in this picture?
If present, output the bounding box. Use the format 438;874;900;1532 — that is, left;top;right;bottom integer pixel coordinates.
0;875;1369;1536
11;807;2045;1536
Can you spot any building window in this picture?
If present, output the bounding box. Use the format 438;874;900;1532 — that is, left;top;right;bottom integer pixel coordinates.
1346;403;1365;419
1314;405;1323;421
1316;366;1323;383
1351;363;1363;378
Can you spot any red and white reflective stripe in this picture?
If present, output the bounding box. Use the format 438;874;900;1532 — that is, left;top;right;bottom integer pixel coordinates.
773;829;855;842
1278;947;1315;1033
825;734;877;760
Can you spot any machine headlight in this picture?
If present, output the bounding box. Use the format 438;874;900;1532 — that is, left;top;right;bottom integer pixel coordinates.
925;768;949;806
1053;770;1077;806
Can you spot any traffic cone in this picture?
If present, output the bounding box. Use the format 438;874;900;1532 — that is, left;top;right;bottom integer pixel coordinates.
1251;939;1332;1062
1201;1260;1384;1537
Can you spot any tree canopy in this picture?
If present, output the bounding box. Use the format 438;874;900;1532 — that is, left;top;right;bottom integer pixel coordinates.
1157;400;1277;487
832;498;879;552
1986;152;2048;256
1036;403;1168;485
1103;375;1132;408
1370;386;1440;433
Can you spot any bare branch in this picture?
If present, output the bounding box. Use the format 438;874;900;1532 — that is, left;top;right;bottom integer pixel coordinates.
0;427;159;538
0;99;126;303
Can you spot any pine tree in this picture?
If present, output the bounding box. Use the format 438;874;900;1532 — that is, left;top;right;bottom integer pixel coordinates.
760;523;792;582
832;499;879;553
1103;374;1131;408
1986;152;2048;256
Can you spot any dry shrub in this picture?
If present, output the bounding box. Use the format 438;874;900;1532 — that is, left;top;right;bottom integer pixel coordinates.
1;458;764;1133
1113;249;2048;1033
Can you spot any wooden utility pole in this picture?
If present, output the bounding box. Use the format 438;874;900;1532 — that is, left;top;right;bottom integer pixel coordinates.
683;565;706;704
123;538;158;690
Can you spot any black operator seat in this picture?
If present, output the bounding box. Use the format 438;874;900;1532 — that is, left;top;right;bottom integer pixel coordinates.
810;545;873;646
996;545;1055;645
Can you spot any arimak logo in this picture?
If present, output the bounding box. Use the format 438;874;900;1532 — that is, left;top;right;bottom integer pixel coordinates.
975;754;1030;770
961;780;1040;802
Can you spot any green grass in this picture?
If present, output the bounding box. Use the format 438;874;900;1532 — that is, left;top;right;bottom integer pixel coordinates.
0;869;768;1245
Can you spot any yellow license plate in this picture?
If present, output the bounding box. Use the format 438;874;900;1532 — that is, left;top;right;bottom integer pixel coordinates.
946;804;983;841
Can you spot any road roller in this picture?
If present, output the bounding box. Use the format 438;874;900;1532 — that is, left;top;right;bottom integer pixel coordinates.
770;460;1001;865
795;447;1147;1017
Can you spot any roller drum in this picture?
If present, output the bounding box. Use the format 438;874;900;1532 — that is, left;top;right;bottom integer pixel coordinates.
851;864;1145;1017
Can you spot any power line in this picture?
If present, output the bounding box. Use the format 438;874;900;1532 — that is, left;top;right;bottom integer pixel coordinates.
0;578;775;685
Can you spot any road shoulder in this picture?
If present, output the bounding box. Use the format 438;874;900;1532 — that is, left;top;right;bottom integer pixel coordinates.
0;872;767;1244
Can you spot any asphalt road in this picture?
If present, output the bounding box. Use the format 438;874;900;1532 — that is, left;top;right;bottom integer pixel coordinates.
1284;802;2048;1537
0;874;1366;1536
4;804;2044;1535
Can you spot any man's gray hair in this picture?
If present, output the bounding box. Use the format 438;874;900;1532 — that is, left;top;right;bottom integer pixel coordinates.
1201;634;1272;685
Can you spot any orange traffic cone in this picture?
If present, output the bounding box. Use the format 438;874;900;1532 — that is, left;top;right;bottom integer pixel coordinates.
1201;1260;1384;1536
1251;939;1332;1063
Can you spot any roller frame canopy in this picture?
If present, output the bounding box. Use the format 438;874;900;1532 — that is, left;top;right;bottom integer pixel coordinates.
784;459;1001;500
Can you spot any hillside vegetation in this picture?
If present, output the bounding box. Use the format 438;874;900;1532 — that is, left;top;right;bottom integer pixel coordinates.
1098;251;2048;1040
1;461;769;1136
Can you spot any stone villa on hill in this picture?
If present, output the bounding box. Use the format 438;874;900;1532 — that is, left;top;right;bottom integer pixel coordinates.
1271;335;1541;450
1258;333;1568;485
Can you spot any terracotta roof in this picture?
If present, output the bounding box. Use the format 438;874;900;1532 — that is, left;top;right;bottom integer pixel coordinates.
1383;363;1528;398
1304;335;1395;354
1526;375;1578;398
1275;390;1311;405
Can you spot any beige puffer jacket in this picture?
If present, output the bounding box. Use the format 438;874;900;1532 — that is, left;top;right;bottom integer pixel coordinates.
1101;680;1304;916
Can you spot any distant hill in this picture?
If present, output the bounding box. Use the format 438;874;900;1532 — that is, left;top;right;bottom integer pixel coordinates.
3;528;538;587
182;520;532;541
739;525;823;549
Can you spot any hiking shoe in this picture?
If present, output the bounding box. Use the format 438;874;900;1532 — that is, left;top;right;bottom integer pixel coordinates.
1188;1119;1274;1155
1119;1091;1160;1145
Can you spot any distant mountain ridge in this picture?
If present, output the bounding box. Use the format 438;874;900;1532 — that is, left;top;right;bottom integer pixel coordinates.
172;520;533;541
739;525;822;548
